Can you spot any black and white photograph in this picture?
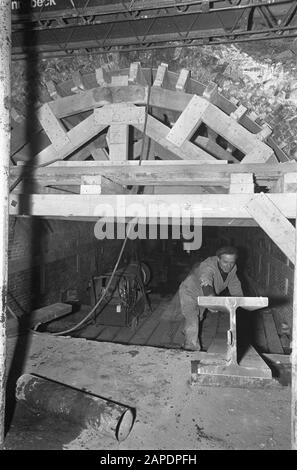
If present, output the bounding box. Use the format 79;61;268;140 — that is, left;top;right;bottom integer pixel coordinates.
0;0;296;454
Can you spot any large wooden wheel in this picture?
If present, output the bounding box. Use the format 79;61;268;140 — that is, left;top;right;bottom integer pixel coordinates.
10;61;291;197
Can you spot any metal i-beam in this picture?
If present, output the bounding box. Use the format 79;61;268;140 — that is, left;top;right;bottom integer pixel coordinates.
191;296;272;387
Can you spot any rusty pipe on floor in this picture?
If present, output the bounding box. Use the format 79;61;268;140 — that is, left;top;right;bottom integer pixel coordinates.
16;374;135;442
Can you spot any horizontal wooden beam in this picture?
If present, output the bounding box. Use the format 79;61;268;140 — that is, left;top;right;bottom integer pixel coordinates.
9;193;296;220
10;162;297;189
49;85;148;118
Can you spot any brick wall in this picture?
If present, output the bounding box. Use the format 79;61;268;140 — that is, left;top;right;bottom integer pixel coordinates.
8;216;123;317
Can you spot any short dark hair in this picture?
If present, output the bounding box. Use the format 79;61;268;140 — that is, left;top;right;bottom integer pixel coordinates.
216;246;238;258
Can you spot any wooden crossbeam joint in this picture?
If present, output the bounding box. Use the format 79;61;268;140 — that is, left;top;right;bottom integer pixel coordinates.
229;173;254;193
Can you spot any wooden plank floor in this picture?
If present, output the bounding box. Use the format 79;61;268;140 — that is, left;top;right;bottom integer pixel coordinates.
73;294;284;354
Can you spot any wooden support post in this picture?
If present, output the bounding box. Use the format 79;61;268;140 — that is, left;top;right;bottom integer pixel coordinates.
292;194;297;450
129;62;147;86
95;67;110;86
38;103;70;150
176;69;191;92
167;95;210;147
229;173;254;193
0;0;10;447
153;63;169;88
108;124;129;161
246;193;295;263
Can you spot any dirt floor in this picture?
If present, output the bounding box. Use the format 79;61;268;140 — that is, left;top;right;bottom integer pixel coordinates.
3;331;291;451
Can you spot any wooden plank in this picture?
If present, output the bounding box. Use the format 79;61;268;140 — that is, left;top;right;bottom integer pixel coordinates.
95;103;145;126
9;193;297;220
129;62;148;86
199;98;277;163
271;173;297;193
229;173;254;193
167;95;210;147
129;306;163;345
28;303;72;329
91;147;109;161
108;124;129;161
195;136;238;162
96;325;122;342
134;114;216;162
49;85;147;119
95;67;110;86
176;69;191;93
153;63;169;88
246;193;295;263
37;103;70;150
32;114;107;166
111;75;128;86
262;312;284;354
9;163;297;190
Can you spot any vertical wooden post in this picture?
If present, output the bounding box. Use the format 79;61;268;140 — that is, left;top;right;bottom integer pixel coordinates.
292;194;297;450
0;0;11;447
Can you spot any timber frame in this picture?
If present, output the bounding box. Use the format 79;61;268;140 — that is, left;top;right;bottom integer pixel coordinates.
9;63;297;265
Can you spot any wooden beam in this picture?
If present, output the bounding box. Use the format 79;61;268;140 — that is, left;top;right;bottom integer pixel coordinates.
37;103;70;150
9;193;297;220
166;95;210;147
153;63;169;88
270;173;297;193
195;136;238;162
134;114;216;162
95;67;110;86
32;114;107;166
49;85;147;119
108;124;129;161
176;69;191;93
229;173;254;193
129;62;148;86
198;98;277;164
94;103;145;126
245;193;295;263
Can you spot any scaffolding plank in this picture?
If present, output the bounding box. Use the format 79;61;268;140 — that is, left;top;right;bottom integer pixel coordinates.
262;312;284;354
246;193;295;263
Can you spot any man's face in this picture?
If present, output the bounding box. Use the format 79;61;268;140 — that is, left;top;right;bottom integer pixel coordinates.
218;254;237;273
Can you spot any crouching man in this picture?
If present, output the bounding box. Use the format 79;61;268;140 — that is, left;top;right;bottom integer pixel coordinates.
178;246;243;351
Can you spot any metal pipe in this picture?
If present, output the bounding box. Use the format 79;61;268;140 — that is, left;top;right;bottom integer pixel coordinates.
16;374;135;442
0;0;11;448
